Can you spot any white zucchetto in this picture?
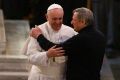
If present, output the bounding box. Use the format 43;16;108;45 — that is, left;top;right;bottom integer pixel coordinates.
47;3;63;11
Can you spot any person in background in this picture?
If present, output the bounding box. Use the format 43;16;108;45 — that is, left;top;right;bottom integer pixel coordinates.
30;7;106;80
27;4;77;80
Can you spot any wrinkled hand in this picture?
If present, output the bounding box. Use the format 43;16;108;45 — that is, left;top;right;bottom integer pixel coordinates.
30;26;42;39
47;45;65;58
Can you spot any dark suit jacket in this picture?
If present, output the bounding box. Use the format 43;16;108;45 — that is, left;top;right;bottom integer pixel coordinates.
37;25;106;80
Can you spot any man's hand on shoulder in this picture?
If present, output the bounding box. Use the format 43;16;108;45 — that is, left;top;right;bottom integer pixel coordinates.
30;27;42;39
47;45;65;58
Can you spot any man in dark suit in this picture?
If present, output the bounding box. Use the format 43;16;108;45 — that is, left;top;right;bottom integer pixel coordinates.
30;7;106;80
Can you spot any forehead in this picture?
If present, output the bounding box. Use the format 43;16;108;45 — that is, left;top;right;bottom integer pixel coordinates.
48;9;64;18
48;8;63;14
73;12;78;16
72;12;78;19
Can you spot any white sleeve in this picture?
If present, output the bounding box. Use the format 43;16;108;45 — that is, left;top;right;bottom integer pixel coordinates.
26;37;49;66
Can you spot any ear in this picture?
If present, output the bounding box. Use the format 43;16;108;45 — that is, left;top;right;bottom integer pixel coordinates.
79;19;86;27
81;19;86;24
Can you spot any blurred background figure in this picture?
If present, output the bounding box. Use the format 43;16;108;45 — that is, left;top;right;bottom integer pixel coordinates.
92;0;120;58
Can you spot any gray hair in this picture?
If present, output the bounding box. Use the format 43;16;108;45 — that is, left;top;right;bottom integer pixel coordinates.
73;7;94;26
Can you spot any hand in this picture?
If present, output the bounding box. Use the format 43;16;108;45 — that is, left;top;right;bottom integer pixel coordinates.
47;45;65;58
30;27;42;39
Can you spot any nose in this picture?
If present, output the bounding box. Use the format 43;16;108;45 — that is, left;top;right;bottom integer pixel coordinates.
56;20;60;24
56;19;62;25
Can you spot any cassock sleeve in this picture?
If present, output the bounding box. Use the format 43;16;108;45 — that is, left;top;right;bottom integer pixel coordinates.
27;37;50;66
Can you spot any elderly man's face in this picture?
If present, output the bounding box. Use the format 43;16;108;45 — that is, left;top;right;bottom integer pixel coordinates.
46;8;64;31
71;12;85;32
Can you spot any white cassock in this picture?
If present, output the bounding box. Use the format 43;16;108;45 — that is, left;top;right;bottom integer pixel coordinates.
26;22;77;80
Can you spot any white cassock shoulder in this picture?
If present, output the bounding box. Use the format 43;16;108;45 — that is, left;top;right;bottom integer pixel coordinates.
26;37;49;66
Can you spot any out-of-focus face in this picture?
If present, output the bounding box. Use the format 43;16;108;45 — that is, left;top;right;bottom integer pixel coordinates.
46;8;64;31
71;12;85;32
